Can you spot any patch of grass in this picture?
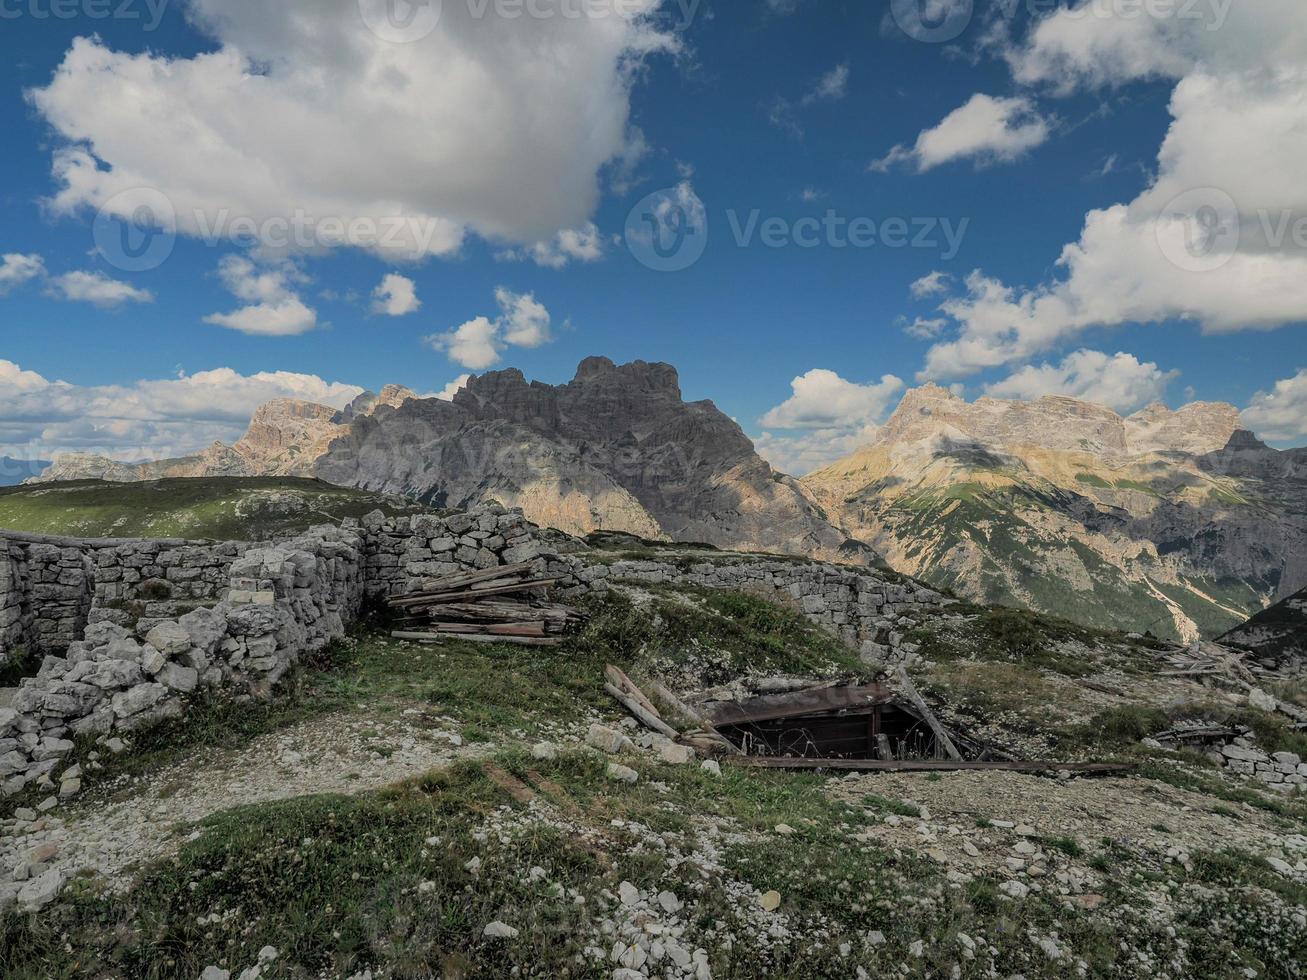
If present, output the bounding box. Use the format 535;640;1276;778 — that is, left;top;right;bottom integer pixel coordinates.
0;762;605;979
1081;705;1170;746
1137;759;1307;826
1038;836;1084;858
1186;849;1307;905
0;476;427;540
572;586;867;686
860;793;922;819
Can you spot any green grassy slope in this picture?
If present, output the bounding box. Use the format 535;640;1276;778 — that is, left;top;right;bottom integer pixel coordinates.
873;485;1257;641
0;477;428;540
4;587;1304;978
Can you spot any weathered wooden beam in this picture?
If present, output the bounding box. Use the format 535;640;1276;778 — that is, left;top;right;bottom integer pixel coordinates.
391;630;562;647
725;758;1134;775
893;667;963;761
604;682;680;740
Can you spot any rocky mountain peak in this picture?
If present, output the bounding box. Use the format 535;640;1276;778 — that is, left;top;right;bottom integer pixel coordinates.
1125;400;1243;455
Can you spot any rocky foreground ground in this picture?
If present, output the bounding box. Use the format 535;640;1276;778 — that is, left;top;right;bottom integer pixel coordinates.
1;584;1305;978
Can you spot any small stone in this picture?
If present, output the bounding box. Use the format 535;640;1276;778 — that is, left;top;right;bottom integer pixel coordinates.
105;738;127;754
868;930;886;946
145;621;192;656
37;796;58;813
759;890;782;912
774;823;797;835
59;777;81;798
200;968;231;980
605;763;639;784
483;921;519;939
158;663;200;693
1248;688;1278;712
658;743;694;765
618;881;641;906
586;724;628;754
530;742;557;761
1000;880;1030;899
962;840;980;858
700;759;722;777
17;867;64;911
658;890;683;913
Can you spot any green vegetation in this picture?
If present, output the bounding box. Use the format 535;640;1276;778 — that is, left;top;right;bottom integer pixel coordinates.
1083;705;1171;746
576;585;868;685
0;477;427;540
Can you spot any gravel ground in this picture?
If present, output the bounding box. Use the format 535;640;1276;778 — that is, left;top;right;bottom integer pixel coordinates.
1;711;483;905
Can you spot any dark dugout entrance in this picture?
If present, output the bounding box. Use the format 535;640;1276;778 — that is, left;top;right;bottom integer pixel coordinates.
703;683;948;761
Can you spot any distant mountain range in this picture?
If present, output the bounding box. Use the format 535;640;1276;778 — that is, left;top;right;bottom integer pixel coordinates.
803;385;1307;641
30;359;1307;639
34;358;871;565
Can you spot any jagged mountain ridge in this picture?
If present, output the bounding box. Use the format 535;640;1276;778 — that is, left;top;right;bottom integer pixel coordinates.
32;360;870;564
317;357;870;562
803;385;1307;641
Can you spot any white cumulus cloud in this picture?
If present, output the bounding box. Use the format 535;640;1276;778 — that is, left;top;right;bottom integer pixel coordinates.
0;253;45;294
204;256;317;336
753;369;905;475
0;359;363;461
27;0;675;261
760;369;905;430
1242;369;1307;444
919;2;1307;379
872;94;1051;173
503;223;607;269
910;271;952;299
372;274;421;317
426;287;554;370
984;350;1179;414
48;270;154;308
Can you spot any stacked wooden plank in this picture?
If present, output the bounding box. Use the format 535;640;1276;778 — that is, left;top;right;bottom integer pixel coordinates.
388;561;584;647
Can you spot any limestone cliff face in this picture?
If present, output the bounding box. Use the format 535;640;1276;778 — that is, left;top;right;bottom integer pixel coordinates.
804;386;1306;641
318;358;870;562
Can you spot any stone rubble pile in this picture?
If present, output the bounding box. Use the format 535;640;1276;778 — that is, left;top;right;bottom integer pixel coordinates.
1216;741;1307;792
570;557;944;663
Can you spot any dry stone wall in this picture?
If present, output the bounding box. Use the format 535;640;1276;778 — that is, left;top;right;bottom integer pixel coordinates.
0;506;946;803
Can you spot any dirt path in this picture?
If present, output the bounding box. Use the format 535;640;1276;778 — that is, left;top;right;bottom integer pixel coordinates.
2;710;486;902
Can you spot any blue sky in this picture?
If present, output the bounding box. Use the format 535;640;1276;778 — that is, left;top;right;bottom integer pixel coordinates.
1;0;1305;474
